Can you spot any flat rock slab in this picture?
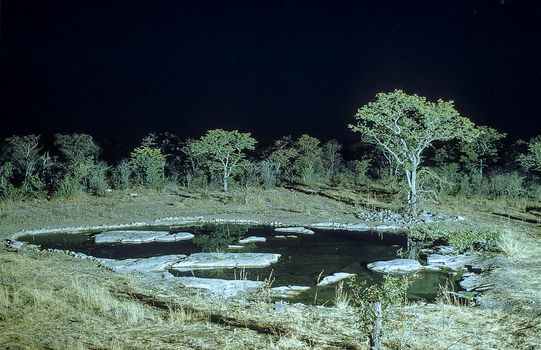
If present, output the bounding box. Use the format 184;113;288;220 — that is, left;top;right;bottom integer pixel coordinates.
238;236;266;244
317;272;356;287
426;254;469;272
367;259;422;273
274;227;314;235
171;252;281;272
97;254;187;273
345;223;370;232
154;232;194;242
170;276;265;298
94;230;169;244
271;285;311;298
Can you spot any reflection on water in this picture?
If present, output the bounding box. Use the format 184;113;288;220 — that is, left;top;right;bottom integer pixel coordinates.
20;224;459;304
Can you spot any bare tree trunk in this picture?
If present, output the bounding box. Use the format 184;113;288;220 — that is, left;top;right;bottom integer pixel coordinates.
371;301;383;350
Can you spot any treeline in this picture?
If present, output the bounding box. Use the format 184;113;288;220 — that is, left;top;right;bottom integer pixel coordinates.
0;128;540;204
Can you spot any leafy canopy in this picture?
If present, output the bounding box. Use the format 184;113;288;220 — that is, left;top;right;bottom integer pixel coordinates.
349;90;478;169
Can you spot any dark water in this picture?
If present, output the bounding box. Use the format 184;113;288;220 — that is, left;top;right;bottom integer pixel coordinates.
20;224;457;304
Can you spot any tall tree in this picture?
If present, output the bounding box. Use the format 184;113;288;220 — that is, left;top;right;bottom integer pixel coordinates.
191;129;256;191
349;90;478;215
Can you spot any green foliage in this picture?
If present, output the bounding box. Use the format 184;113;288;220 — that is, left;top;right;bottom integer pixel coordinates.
350;159;371;184
0;162;14;193
293;134;324;184
322;139;343;180
4;134;41;181
518;135;541;173
347;275;410;333
111;160;131;190
87;162;110;196
54;175;82;199
192;225;248;252
129;146;166;190
54;134;100;167
409;223;501;253
350;90;478;215
488;171;524;198
190;129;256;191
460;126;506;174
448;228;501;253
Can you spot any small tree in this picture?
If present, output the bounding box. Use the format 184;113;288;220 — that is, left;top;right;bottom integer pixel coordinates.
129;146;166;190
54;133;100;167
293;134;324;184
322;139;344;180
350;90;478;215
5;134;41;183
460;125;506;175
518;135;541;173
190;129;256;191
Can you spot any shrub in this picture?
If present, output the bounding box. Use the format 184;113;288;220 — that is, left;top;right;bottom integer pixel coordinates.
88;162;110;196
129;146;166;190
111;160;131;190
489;171;524;198
54;175;82;199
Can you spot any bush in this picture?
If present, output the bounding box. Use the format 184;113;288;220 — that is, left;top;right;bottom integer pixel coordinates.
489;171;524;198
54;175;82;199
111;160;131;191
129;146;166;190
410;223;501;253
347;275;410;334
448;228;501;253
88;162;110;196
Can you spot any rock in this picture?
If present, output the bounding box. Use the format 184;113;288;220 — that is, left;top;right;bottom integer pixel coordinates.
345;223;370;232
94;230;169;244
275;227;314;235
154;232;194;242
271;285;311;298
367;259;422;273
273;301;288;312
274;235;286;239
286;235;298;239
310;222;344;229
426;254;470;272
317;272;356;287
167;276;265;298
227;245;245;249
171;252;281;272
239;236;266;244
97;254;187;273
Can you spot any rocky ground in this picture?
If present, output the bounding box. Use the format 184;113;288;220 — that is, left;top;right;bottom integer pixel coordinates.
1;187;540;349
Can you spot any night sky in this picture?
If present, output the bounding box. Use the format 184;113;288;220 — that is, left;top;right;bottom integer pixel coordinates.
1;0;541;146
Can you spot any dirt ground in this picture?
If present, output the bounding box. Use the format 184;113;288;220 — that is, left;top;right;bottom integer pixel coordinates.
1;188;540;349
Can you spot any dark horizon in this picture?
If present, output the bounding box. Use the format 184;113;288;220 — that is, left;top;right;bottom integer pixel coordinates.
1;0;541;145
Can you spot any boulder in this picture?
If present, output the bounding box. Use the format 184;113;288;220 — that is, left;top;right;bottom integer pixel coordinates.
171;252;280;272
367;259;422;273
271;285;311;298
274;227;314;235
227;245;245;250
317;272;356;287
154;232;194;242
97;254;187;273
94;230;169;244
238;236;266;244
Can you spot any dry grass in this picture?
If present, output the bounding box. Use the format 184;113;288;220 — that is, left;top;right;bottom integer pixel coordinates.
1;188;541;349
